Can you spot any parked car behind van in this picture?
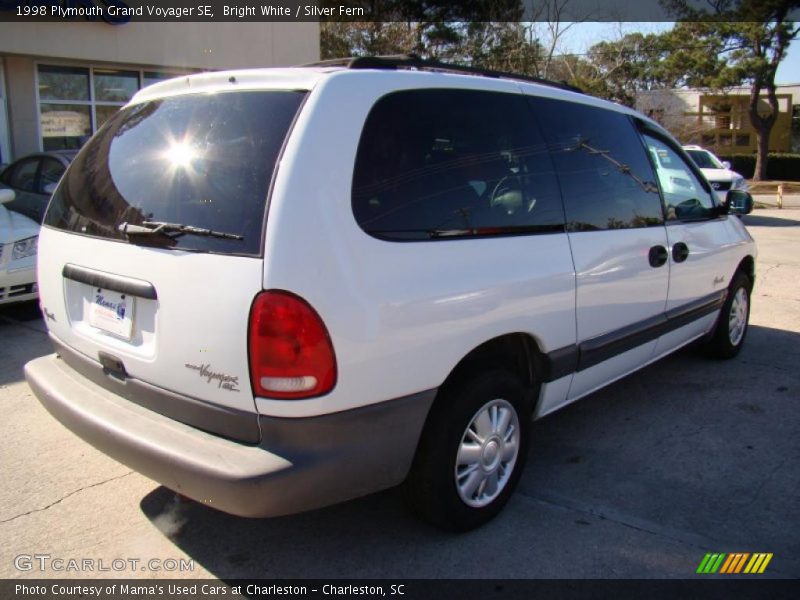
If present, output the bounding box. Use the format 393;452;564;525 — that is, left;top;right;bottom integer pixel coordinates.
25;56;756;531
683;145;749;197
0;150;75;223
0;189;39;305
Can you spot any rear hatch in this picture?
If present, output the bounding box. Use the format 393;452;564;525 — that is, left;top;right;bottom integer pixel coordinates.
37;88;306;443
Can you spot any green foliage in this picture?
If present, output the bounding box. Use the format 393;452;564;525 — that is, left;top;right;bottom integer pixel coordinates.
659;0;800;179
318;1;799;177
718;154;756;178
320;21;546;77
570;32;677;106
456;23;543;74
320;0;526;63
320;22;420;58
655;19;797;90
717;153;800;180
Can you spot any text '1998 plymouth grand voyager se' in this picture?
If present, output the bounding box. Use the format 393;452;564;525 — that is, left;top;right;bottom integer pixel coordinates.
25;56;756;531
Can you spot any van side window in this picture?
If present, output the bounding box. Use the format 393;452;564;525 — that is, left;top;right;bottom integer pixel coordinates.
352;89;564;240
642;135;718;221
529;98;664;231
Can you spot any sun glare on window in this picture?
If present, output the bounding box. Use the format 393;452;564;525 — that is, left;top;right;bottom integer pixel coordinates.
164;140;198;168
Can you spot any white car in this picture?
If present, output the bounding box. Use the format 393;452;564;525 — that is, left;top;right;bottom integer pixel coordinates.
683;145;749;196
25;56;757;531
0;189;38;305
649;146;703;198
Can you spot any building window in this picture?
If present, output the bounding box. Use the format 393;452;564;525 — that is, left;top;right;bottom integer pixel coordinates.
735;134;750;147
711;103;732;130
38;66;91;150
93;69;139;128
93;69;138;102
38;65;90;101
143;71;175;88
37;64;188;151
39;104;91;150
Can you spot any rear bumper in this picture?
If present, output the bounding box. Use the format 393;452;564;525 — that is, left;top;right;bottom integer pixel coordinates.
25;354;435;518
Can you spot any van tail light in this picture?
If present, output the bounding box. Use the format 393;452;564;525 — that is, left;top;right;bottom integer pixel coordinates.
248;290;337;399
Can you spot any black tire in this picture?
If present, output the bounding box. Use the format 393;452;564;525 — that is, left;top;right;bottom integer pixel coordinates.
705;271;752;359
404;369;532;531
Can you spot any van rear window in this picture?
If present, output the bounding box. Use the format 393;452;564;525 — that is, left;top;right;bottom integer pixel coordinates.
44;90;305;256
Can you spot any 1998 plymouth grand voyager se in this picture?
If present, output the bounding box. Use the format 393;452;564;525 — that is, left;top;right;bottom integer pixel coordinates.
25;56;756;531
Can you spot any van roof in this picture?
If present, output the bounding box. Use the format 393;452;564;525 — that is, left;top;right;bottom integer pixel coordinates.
133;54;582;104
129;62;652;128
303;54;583;93
131;68;332;104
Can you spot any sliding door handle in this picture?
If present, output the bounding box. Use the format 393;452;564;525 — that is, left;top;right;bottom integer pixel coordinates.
672;242;690;263
648;245;668;268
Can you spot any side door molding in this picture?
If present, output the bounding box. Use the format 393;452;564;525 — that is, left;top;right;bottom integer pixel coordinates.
542;290;725;380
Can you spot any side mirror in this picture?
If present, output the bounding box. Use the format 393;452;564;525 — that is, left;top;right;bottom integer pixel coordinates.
721;160;732;169
725;190;754;215
42;182;58;195
0;188;15;204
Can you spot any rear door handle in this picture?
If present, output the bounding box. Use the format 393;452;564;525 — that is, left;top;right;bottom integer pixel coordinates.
672;242;690;263
648;245;668;268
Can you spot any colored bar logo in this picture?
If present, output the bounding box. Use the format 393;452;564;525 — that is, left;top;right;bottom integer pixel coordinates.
697;552;773;574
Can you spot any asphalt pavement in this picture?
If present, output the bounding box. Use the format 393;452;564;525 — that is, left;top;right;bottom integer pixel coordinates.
1;209;798;580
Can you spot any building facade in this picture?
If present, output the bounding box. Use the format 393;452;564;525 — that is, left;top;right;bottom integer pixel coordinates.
636;84;800;156
0;21;319;163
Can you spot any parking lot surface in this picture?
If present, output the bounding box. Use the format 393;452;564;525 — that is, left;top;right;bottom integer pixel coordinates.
1;210;798;580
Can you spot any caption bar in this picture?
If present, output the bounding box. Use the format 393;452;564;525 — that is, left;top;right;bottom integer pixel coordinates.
0;0;741;24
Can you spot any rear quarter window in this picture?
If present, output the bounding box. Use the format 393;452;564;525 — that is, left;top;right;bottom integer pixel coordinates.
352;88;565;240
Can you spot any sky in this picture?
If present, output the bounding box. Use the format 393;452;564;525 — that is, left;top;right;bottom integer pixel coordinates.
558;22;800;85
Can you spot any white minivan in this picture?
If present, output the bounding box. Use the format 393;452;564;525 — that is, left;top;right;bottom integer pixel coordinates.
25;56;756;531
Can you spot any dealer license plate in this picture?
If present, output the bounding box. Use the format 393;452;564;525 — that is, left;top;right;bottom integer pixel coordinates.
88;288;135;339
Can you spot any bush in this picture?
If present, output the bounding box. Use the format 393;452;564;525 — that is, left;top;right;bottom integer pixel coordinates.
718;154;755;178
717;153;800;180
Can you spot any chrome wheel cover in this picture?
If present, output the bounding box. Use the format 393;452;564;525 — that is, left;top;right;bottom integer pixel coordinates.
728;287;749;346
455;398;520;508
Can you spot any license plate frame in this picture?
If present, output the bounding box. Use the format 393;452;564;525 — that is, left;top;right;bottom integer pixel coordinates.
87;287;135;340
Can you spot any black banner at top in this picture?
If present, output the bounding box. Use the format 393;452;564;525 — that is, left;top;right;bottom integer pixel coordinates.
0;0;797;24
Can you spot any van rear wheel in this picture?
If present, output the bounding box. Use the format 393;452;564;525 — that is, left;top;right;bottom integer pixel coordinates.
404;369;531;531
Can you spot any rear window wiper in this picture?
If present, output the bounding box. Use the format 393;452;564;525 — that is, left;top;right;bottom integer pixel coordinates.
118;221;244;240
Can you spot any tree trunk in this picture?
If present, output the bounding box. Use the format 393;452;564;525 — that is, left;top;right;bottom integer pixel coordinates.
753;124;771;181
748;82;779;182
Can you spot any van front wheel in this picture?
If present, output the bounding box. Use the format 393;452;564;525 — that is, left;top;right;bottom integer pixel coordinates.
705;271;752;359
404;370;531;531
